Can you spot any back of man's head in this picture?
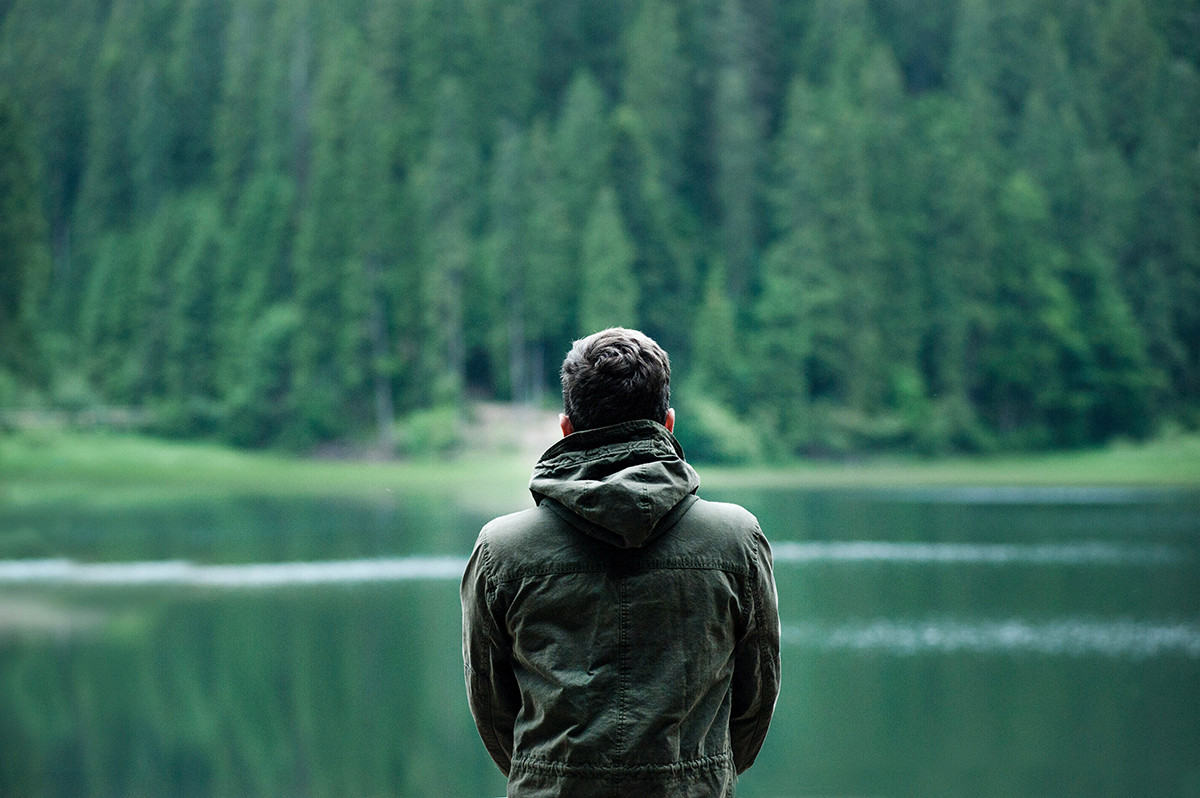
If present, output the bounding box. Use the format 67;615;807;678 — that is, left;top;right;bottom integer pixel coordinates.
561;328;671;432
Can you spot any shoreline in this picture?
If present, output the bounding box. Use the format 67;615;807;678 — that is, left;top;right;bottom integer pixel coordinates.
3;427;1198;513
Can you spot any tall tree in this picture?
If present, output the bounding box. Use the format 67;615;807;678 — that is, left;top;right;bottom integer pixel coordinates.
710;0;765;299
484;121;534;402
213;0;269;212
577;186;638;334
753;229;834;452
911;95;997;446
166;0;227;188
522;120;575;398
690;261;741;408
0;93;52;384
622;0;689;195
417;76;481;405
608;108;697;360
0;0;106;329
73;0;143;239
290;25;399;443
553;69;608;253
1097;0;1164;157
213;171;297;429
977;172;1079;446
163;195;223;432
617;0;699;357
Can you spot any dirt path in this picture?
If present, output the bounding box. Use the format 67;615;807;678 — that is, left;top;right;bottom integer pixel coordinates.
463;402;563;460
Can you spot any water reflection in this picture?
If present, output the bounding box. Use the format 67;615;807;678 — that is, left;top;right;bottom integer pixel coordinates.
1;489;1198;797
784;617;1200;658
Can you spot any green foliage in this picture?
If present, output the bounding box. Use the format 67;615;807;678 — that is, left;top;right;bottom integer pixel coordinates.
1;0;1198;457
622;0;688;195
394;405;463;458
0;92;51;385
223;303;301;448
416;76;480;406
672;388;762;465
577;186;638;334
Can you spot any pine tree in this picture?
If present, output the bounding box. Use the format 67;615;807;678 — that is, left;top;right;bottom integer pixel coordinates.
622;0;689;195
417;76;480;406
690;261;740;409
608;107;696;361
163;194;223;433
165;0;227;187
553;70;608;251
753;230;832;451
1097;0;1165;157
710;0;764;299
577;186;637;335
0;0;105;330
0;92;52;385
484;120;534;402
213;170;297;439
73;0;143;238
523;120;574;398
213;0;269;212
911;95;997;448
979;172;1079;446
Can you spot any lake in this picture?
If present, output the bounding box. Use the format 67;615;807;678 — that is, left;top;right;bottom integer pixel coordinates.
1;485;1198;797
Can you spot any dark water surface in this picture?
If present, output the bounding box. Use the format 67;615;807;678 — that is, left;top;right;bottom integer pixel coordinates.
1;487;1198;797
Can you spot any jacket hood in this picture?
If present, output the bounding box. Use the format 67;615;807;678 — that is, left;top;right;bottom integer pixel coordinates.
529;419;700;549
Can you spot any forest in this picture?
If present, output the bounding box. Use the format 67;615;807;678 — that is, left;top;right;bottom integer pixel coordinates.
1;0;1198;460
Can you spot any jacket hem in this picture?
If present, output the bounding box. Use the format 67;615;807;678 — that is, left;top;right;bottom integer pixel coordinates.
509;751;733;779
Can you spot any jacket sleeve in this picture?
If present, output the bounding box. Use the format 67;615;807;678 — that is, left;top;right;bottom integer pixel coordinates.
729;524;782;773
461;531;521;776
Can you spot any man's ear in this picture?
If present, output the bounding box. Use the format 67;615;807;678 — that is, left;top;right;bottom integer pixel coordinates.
664;407;675;433
559;414;575;437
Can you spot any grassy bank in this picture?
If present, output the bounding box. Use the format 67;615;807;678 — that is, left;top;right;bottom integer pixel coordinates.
3;427;1199;511
0;430;536;512
704;434;1200;490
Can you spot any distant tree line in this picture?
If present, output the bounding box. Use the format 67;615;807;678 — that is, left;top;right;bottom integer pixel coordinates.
1;0;1197;458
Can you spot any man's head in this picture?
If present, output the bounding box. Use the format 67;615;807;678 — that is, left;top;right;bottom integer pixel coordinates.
560;327;672;434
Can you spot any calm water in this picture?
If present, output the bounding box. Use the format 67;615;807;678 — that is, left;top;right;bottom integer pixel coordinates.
1;486;1198;797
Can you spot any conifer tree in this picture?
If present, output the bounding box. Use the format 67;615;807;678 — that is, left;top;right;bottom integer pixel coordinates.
979;172;1078;445
1097;0;1164;158
163;195;223;432
623;0;689;195
484;121;534;402
578;186;638;335
214;171;297;434
417;76;480;406
554;70;608;253
0;93;52;385
523;120;574;398
710;0;764;299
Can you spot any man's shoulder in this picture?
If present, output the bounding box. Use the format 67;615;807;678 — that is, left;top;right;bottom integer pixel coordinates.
682;496;761;538
646;495;765;569
478;504;572;559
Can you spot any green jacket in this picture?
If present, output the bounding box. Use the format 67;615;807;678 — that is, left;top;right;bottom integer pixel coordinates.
462;420;781;797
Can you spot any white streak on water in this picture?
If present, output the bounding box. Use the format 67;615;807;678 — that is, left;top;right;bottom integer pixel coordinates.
784;618;1200;659
875;486;1179;504
771;540;1186;566
0;540;1188;589
0;557;469;588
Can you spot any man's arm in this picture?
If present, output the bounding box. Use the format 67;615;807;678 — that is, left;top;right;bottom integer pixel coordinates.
729;525;782;773
461;533;521;775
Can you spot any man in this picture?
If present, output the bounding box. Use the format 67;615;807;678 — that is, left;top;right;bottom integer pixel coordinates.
462;327;780;797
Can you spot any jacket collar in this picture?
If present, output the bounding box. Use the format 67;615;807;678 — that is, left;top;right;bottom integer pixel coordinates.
529;420;700;548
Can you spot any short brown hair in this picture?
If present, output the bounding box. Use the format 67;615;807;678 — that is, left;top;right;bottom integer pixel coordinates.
560;328;671;432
